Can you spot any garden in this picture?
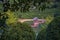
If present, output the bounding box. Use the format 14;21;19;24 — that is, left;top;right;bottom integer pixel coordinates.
0;0;60;40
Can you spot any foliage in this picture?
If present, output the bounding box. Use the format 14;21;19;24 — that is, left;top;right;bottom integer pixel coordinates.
0;10;18;39
46;14;60;40
36;13;60;40
36;28;46;40
3;0;57;12
0;22;35;40
45;15;53;24
0;12;8;27
36;14;53;40
6;10;17;25
0;12;8;39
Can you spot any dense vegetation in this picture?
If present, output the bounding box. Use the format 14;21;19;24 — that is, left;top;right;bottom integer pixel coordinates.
3;0;58;12
0;22;35;40
46;13;60;40
0;0;58;19
0;10;35;40
35;1;60;39
0;12;8;27
36;13;60;40
0;0;60;40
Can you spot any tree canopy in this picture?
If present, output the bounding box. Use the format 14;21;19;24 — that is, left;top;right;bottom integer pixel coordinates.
3;0;57;12
46;13;60;40
0;22;36;40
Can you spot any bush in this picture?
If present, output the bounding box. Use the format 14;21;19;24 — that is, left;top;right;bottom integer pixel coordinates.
6;10;18;25
0;10;17;27
36;14;60;40
0;12;8;27
46;14;60;40
0;22;35;40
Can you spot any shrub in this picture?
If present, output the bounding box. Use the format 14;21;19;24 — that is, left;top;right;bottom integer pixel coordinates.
36;15;53;40
0;22;35;40
46;14;60;40
6;10;17;25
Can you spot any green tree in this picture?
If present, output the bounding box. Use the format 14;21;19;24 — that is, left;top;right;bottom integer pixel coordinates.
46;13;60;40
0;12;8;27
2;0;57;12
0;22;35;40
0;10;18;39
0;12;8;39
36;14;53;40
3;1;10;12
6;10;17;25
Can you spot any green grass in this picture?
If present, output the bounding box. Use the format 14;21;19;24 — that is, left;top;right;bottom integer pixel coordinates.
14;8;56;19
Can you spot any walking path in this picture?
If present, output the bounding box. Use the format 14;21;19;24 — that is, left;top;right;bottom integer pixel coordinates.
18;19;45;23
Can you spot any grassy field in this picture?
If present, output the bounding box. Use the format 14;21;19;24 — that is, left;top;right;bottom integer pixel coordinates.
14;8;56;19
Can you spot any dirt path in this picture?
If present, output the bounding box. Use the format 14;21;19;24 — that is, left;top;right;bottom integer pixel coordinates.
18;19;45;23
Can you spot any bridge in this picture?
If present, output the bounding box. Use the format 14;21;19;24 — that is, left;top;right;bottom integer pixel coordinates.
18;19;46;23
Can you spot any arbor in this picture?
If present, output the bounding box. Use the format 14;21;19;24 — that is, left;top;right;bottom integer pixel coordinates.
0;12;8;27
0;12;8;39
6;10;17;25
3;1;10;12
36;13;60;40
46;13;60;40
2;0;57;12
0;22;35;40
0;10;18;39
0;10;17;27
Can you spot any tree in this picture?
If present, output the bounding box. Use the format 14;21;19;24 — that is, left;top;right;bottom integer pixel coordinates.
0;22;36;40
6;10;17;25
0;12;8;27
3;0;56;12
0;10;17;39
36;13;60;40
46;13;60;40
0;12;8;39
3;1;10;12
